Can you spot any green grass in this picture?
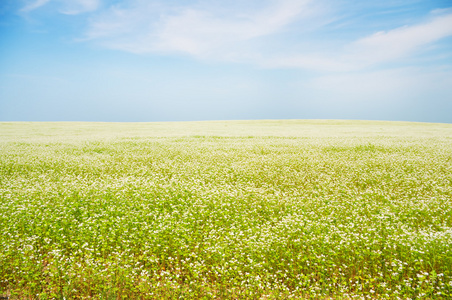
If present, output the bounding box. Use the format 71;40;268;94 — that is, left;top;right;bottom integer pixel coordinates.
1;120;451;299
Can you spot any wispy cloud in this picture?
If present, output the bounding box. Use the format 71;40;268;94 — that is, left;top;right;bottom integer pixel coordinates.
84;0;317;57
20;0;100;15
259;11;452;71
20;0;51;13
346;12;452;67
60;0;100;15
83;1;452;71
22;0;452;72
152;0;312;56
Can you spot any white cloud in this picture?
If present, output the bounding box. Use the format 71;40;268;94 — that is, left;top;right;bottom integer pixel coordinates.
254;11;452;71
20;0;51;13
85;0;315;57
153;0;311;56
346;13;452;67
60;0;100;15
39;1;447;72
20;0;100;14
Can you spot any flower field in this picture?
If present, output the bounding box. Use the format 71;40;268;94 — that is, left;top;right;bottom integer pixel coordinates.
1;120;451;299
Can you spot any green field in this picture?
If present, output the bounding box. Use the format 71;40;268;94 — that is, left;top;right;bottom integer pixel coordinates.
1;120;451;299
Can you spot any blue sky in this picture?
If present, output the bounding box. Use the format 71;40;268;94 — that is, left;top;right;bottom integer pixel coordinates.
1;0;451;122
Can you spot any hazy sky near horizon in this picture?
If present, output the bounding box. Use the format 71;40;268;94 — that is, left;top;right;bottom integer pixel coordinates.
1;0;451;122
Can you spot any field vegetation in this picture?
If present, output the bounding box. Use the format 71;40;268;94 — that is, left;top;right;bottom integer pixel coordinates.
1;120;451;299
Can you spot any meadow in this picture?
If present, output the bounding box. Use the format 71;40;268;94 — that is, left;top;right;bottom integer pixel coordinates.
0;120;451;299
